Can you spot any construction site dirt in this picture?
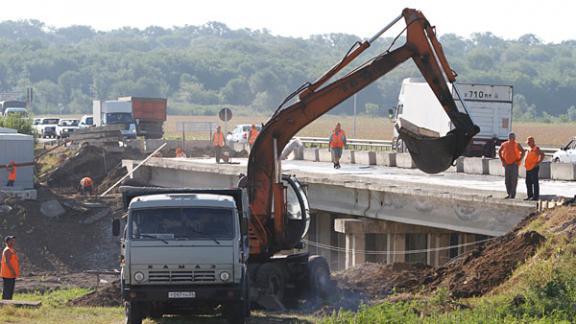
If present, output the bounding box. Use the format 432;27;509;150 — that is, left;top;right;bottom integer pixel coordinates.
1;142;571;323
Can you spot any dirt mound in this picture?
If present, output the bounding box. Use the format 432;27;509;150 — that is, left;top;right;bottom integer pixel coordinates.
426;230;545;298
0;187;120;273
334;262;432;297
46;145;143;189
70;280;122;307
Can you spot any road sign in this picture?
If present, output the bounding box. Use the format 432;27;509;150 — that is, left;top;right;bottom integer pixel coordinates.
218;108;233;122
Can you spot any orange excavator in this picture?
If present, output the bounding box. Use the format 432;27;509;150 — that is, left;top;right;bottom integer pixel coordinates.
118;8;479;321
243;7;478;305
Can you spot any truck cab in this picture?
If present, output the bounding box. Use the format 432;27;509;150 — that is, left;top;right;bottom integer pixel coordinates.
117;187;250;324
93;100;137;138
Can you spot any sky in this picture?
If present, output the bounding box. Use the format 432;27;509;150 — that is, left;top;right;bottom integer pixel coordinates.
0;0;573;43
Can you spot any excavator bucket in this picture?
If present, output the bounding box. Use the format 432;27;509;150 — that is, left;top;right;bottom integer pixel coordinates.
396;117;478;174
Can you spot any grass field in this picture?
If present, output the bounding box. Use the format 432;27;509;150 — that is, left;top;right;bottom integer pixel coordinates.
165;115;575;147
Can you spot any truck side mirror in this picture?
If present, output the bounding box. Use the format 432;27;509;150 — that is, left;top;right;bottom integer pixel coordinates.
388;108;394;119
112;219;120;236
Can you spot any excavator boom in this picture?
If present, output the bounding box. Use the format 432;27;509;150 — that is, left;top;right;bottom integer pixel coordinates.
246;8;479;257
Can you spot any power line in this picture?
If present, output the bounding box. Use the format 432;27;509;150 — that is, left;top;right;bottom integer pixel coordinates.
302;237;495;255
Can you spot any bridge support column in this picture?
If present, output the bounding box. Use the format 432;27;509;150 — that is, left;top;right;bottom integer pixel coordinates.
345;233;365;268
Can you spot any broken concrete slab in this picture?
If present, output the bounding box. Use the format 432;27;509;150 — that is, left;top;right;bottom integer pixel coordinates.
40;200;66;218
80;208;112;225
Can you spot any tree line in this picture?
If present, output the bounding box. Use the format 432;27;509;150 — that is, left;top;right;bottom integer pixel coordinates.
0;20;575;121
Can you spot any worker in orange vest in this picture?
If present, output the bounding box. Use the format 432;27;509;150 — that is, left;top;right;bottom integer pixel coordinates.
6;161;16;187
175;147;186;158
524;136;545;201
1;235;20;300
80;176;94;197
248;124;260;150
498;132;525;199
212;126;226;163
329;123;347;169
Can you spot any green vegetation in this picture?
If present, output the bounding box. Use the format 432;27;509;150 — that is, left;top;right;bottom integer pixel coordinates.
0;21;575;119
322;207;576;323
0;114;34;134
0;288;123;324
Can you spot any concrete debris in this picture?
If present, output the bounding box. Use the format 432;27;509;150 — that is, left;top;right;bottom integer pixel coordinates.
40;199;66;218
79;208;111;225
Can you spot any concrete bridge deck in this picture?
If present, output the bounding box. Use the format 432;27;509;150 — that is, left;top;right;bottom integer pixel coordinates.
122;157;575;270
123;157;574;237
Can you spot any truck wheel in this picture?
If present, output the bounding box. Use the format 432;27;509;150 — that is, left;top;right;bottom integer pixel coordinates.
308;255;332;299
255;263;286;304
125;301;143;324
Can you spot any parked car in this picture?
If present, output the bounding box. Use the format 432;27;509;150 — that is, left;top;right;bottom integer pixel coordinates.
78;115;94;128
552;137;576;163
56;119;80;138
34;117;60;138
226;124;262;144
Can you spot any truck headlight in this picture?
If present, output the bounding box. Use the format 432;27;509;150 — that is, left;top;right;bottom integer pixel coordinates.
219;271;230;281
134;271;145;282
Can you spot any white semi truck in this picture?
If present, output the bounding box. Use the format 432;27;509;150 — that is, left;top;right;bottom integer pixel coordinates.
392;78;513;157
93;100;137;139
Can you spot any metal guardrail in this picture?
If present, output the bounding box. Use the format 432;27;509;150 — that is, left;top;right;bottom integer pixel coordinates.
296;136;558;156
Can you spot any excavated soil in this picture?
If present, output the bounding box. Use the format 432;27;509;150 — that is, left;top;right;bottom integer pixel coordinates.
45;145;143;189
334;230;545;300
335;263;432;297
69;280;122;307
0;187;120;274
425;230;545;298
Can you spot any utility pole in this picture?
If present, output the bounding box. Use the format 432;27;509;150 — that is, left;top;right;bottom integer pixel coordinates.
353;94;357;137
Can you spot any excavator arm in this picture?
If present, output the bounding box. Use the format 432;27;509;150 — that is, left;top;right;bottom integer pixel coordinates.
246;8;479;257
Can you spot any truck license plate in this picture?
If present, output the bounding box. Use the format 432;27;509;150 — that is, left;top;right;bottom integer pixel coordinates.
168;291;196;298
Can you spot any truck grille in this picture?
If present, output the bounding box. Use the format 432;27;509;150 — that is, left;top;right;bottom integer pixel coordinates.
148;270;215;283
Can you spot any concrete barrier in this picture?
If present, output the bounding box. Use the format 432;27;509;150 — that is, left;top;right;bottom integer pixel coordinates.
354;151;376;165
488;159;505;176
551;162;576;181
375;152;396;167
462;157;489;175
519;161;551;180
396;153;415;169
318;149;354;164
303;148;319;162
445;157;464;173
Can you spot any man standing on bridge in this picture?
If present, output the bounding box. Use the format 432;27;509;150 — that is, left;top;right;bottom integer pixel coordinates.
248;124;260;150
498;132;525;199
212;126;226;163
1;236;19;300
524;136;545;201
329;123;347;169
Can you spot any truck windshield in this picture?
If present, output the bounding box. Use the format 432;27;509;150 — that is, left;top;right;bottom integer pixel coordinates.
105;113;134;124
129;207;235;241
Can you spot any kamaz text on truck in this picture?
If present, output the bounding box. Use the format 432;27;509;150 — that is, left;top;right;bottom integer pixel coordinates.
391;78;513;157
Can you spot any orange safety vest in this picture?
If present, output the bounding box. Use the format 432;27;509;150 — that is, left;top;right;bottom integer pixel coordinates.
525;146;541;171
213;131;225;147
248;128;259;145
7;164;16;181
1;247;20;279
330;130;346;149
80;177;94;188
500;140;522;165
